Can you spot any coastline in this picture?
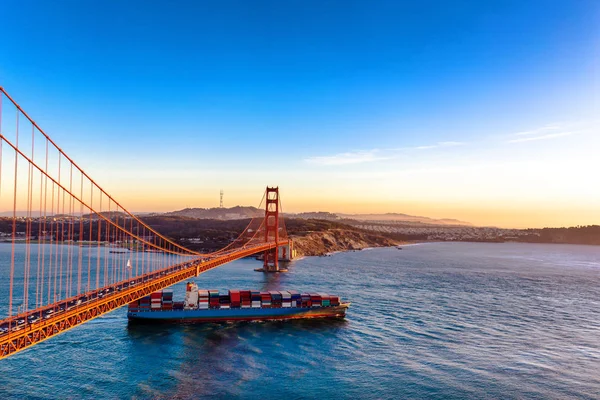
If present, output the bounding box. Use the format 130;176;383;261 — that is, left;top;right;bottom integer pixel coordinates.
289;228;409;257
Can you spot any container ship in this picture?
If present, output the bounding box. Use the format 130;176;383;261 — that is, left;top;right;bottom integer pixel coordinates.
127;282;349;323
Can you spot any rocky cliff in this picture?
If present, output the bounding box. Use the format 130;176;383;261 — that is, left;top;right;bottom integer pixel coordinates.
291;229;400;257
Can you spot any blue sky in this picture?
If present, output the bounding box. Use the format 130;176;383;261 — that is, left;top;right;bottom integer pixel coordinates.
0;0;598;227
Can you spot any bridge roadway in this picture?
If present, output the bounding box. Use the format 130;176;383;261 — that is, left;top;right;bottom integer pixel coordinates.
0;240;287;359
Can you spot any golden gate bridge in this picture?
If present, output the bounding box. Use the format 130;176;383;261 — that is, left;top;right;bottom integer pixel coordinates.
0;87;291;359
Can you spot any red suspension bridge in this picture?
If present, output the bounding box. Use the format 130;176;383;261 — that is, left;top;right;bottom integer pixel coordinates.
0;87;292;359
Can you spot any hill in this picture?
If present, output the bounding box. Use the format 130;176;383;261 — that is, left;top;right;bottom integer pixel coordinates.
160;207;472;226
164;206;262;220
337;212;472;226
135;216;400;256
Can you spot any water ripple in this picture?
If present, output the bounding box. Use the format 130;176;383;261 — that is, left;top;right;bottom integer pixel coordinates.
1;243;600;399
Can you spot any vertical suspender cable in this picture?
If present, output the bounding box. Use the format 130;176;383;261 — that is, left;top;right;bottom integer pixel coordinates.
9;111;20;321
77;172;84;296
88;184;93;294
96;194;101;290
24;124;33;313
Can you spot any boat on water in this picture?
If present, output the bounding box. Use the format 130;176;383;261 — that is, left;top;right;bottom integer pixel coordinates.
127;282;350;323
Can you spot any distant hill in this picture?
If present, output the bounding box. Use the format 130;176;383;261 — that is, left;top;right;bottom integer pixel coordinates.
337;212;473;226
283;211;471;226
164;206;263;220
284;211;340;220
1;207;472;226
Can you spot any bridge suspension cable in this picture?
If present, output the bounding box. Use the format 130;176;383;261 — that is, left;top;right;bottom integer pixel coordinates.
0;87;289;359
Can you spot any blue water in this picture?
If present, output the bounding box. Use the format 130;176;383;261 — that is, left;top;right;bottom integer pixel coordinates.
1;242;600;399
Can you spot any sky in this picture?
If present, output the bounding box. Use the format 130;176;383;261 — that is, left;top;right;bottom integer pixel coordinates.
0;0;598;228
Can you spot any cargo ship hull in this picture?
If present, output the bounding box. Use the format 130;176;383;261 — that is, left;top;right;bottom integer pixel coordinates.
128;303;349;323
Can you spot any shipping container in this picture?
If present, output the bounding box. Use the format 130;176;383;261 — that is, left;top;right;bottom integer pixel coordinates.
270;291;282;308
240;290;251;300
229;290;241;307
310;294;322;307
280;291;292;300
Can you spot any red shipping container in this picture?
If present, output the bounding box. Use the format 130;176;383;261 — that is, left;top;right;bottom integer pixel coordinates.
229;290;241;303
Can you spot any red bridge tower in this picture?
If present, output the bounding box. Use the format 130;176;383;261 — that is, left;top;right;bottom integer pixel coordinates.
263;187;280;272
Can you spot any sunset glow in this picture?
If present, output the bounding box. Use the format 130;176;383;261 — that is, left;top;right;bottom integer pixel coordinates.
0;1;597;229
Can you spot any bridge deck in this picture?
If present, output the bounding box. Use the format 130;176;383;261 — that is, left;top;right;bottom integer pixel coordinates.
0;241;286;359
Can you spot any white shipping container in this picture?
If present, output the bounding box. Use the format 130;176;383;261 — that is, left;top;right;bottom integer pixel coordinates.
282;302;292;308
252;301;261;308
241;304;251;309
198;304;209;309
150;304;161;309
220;305;230;309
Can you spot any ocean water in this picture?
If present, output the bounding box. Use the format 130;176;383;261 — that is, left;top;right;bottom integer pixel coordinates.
1;242;600;399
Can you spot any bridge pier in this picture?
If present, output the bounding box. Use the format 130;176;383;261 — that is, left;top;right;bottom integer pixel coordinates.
254;241;294;273
278;242;294;262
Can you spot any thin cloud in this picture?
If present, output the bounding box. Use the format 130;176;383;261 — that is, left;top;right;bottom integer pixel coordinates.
305;150;388;166
514;124;561;136
508;131;575;143
306;140;465;166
